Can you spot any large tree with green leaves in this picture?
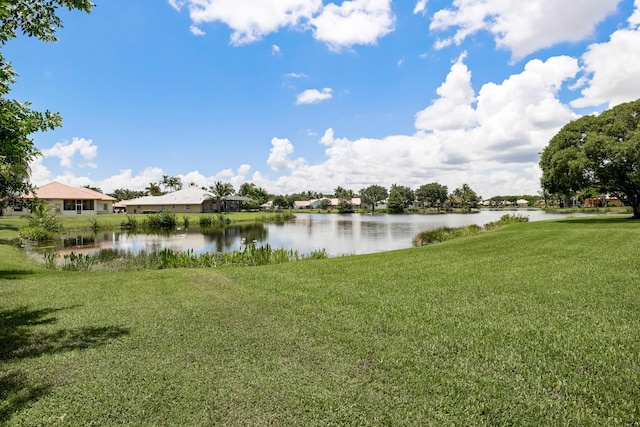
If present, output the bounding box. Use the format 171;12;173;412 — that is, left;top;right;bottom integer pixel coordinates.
390;184;414;208
360;185;388;214
387;187;405;214
540;99;640;219
415;182;448;211
452;184;480;211
0;0;93;211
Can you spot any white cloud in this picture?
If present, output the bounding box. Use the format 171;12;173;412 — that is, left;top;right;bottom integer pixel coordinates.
267;137;306;171
272;44;281;55
176;0;322;45
430;0;620;59
311;0;395;50
414;0;428;15
257;54;579;197
630;0;640;26
571;7;640;108
284;72;308;79
39;53;582;198
168;0;185;11
170;0;394;50
415;52;478;132
42;137;98;169
190;25;205;36
296;88;333;105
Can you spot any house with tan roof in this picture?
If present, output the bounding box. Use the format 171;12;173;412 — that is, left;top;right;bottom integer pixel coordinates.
122;187;251;214
2;181;116;216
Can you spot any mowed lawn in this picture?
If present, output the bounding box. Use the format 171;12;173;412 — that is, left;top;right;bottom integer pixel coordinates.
1;216;639;425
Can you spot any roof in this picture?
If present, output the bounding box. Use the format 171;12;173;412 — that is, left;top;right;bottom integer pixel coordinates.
27;182;116;201
123;187;214;206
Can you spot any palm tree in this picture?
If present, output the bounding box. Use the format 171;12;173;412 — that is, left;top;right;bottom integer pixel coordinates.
161;175;182;193
145;182;162;196
209;181;235;212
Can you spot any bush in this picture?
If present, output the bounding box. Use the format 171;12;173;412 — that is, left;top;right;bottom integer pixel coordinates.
145;211;177;230
20;202;63;241
20;226;59;241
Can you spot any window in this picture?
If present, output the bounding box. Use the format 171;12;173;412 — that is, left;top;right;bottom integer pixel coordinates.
185;205;191;210
82;200;94;210
103;203;108;211
64;200;75;211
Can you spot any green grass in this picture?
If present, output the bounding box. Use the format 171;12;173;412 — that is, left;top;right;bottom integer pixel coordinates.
1;215;640;425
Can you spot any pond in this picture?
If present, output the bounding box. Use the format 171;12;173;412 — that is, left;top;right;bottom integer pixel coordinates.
31;210;591;258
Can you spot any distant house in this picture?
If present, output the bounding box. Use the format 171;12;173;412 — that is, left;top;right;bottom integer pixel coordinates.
122;187;251;214
294;198;361;210
2;181;116;216
583;196;625;208
516;199;529;207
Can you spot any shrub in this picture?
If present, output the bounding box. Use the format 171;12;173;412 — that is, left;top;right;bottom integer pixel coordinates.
199;215;213;227
145;211;177;230
62;252;95;271
120;215;138;229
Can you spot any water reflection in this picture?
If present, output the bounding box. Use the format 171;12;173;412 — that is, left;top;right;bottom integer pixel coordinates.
30;210;592;258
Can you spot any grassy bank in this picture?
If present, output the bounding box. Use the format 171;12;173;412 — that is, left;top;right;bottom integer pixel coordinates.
1;216;639;425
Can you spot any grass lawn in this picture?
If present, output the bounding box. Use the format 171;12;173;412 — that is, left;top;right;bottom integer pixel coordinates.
1;215;639;425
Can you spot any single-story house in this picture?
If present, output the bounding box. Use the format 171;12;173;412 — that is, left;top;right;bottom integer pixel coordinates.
583;196;625;208
123;187;252;214
1;181;116;216
516;199;529;207
294;198;362;209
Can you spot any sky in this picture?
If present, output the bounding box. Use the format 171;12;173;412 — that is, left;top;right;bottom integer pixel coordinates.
5;0;640;198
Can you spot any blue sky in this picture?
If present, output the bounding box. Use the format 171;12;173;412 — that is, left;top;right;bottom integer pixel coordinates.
6;0;640;198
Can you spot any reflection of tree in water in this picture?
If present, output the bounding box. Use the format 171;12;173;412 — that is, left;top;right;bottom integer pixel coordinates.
360;220;386;237
201;224;268;252
0;306;129;422
336;220;353;234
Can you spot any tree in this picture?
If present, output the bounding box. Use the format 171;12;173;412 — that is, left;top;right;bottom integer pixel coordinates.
359;185;388;214
387;187;405;213
161;175;182;193
337;198;354;213
209;180;234;212
540;99;640;219
452;184;480;211
108;188;145;201
238;182;269;205
145;182;163;196
415;182;448;211
333;186;355;199
390;184;414;208
319;198;331;210
83;185;102;193
0;1;93;211
271;195;290;210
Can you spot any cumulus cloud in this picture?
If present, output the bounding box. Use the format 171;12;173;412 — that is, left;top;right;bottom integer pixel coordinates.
311;0;395;50
171;0;322;45
430;0;620;59
42;138;98;169
415;53;478;132
258;54;579;197
41;51;584;198
267;137;306;171
169;0;395;49
571;7;640;108
296;88;333;105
